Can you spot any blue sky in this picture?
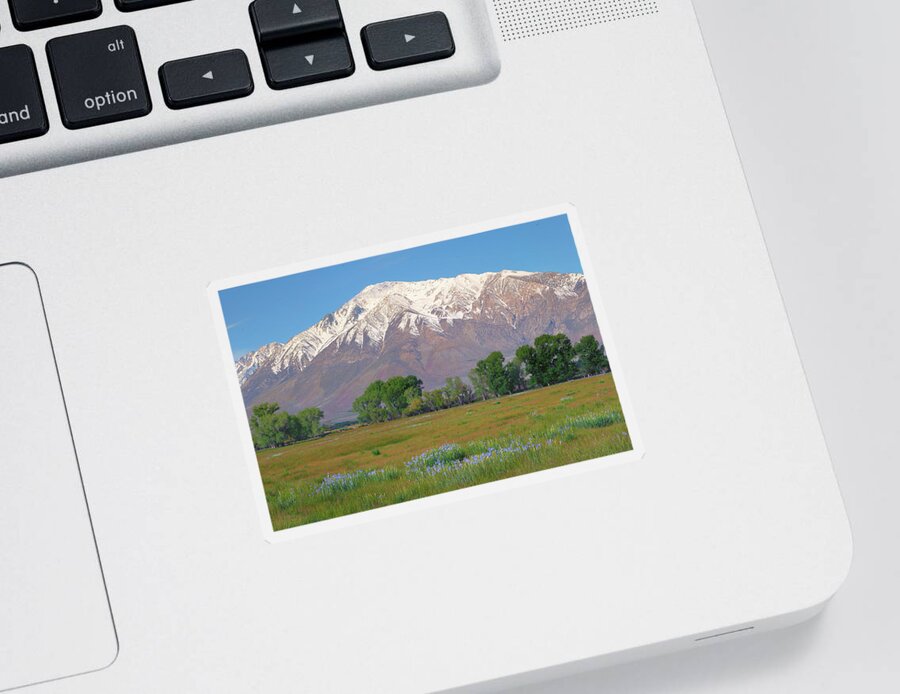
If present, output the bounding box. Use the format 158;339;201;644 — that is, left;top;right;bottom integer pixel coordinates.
220;214;583;359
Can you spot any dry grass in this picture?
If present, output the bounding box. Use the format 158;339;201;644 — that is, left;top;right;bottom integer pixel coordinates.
258;374;631;529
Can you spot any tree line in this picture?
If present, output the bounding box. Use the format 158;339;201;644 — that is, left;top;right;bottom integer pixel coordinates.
248;403;324;450
352;333;608;424
247;333;608;448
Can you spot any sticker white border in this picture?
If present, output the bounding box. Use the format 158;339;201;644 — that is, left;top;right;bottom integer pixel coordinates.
208;204;645;543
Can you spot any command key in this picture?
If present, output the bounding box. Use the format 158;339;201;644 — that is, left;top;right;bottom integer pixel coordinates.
0;45;49;145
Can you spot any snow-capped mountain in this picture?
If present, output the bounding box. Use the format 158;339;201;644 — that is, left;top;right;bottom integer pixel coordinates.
236;270;602;421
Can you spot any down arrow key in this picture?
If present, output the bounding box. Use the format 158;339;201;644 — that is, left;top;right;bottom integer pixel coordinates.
260;34;354;89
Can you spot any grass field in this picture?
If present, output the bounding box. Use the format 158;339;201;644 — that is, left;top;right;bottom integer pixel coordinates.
258;374;631;529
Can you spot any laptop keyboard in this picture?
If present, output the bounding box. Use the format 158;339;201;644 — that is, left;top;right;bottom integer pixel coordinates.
0;0;498;176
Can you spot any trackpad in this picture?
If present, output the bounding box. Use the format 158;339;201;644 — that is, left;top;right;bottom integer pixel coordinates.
0;264;117;691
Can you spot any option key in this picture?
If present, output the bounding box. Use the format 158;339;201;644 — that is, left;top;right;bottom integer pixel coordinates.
47;26;152;130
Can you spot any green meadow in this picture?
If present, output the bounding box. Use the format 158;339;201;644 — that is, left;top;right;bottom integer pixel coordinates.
258;374;631;529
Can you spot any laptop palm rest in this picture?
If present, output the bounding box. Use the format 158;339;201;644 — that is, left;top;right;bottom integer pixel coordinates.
0;264;117;692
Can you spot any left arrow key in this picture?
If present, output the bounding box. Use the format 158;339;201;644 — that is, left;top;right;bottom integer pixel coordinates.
159;50;254;110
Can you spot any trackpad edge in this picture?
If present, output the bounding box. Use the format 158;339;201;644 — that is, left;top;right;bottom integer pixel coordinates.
0;263;118;691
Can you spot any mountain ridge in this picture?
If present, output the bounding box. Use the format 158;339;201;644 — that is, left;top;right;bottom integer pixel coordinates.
236;270;601;421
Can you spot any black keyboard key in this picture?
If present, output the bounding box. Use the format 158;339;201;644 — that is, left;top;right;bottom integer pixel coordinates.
9;0;102;32
0;45;49;145
115;0;191;11
361;12;455;71
47;26;151;130
261;34;353;90
250;0;343;44
159;50;254;109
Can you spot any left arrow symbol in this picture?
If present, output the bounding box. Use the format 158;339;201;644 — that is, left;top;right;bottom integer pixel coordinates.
202;71;214;80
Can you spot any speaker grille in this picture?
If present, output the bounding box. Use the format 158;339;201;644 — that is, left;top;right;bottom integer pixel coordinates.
493;0;659;42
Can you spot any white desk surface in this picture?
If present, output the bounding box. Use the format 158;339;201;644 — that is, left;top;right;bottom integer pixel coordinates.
523;1;900;692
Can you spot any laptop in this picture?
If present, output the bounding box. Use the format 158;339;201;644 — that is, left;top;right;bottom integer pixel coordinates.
0;1;851;692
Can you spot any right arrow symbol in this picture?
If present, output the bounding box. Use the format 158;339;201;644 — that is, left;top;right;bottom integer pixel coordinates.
404;34;415;43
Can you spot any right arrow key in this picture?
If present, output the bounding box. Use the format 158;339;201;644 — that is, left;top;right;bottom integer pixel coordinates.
362;12;455;71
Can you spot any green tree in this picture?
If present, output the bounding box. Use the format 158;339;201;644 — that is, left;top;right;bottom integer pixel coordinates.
574;335;609;376
514;344;538;388
505;356;525;393
248;403;293;449
473;351;514;397
517;333;576;387
250;402;279;420
540;333;576;385
382;375;423;418
293;407;325;438
404;387;450;416
404;395;429;417
353;375;422;422
249;402;277;449
469;366;490;401
442;376;473;407
248;402;325;449
425;388;447;411
352;380;388;423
